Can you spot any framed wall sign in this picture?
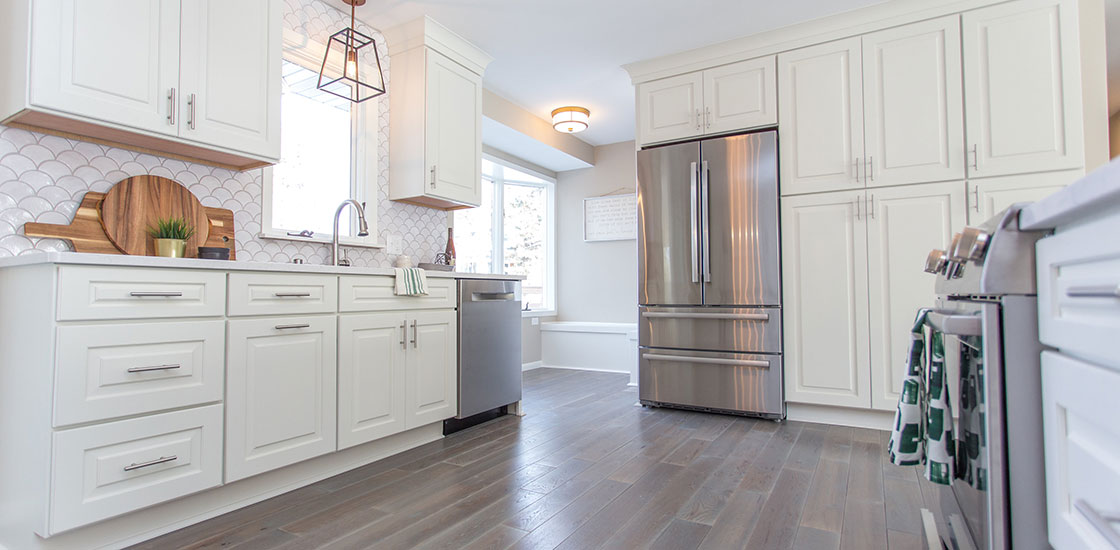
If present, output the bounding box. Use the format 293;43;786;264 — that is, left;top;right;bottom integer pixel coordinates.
583;193;636;242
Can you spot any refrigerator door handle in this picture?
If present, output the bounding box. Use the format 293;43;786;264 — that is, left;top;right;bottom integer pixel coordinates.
690;161;700;283
700;160;711;283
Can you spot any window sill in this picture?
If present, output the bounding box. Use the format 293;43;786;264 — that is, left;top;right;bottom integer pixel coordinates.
258;231;384;249
522;309;556;318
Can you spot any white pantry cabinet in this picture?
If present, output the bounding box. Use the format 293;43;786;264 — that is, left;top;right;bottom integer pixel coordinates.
387;17;491;210
225;315;338;482
866;182;967;410
637;57;776;146
783;181;965;411
966;170;1079;224
781;189;871;408
405;310;458;428
1;0;280;171
779;17;964;195
962;0;1084;178
338;312;408;449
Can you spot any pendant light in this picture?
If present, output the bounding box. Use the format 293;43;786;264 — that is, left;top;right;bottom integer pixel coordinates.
317;0;386;103
551;106;590;133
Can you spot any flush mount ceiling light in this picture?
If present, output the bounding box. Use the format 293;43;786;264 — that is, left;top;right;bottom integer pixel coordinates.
317;0;386;103
551;106;590;133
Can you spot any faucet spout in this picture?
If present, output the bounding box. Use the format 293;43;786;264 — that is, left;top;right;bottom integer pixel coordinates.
332;199;369;266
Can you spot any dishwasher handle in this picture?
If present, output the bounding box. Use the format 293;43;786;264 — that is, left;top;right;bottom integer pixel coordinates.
471;292;516;301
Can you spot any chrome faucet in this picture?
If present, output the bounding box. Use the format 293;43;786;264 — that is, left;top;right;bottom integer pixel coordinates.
332;199;369;266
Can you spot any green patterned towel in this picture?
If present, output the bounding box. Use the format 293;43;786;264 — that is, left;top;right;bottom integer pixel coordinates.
888;309;955;485
393;267;429;296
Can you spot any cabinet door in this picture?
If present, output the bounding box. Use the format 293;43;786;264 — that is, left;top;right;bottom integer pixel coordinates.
637;72;704;146
778;38;865;196
405;310;457;428
338;313;407;449
782;190;871;408
963;0;1083;178
29;0;180;136
863;17;965;188
966;170;1077;225
226;315;337;482
866;182;966;411
179;0;281;158
426;49;482;206
702;57;777;135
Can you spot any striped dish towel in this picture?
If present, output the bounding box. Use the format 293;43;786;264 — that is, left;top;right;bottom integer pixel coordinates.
393;267;429;296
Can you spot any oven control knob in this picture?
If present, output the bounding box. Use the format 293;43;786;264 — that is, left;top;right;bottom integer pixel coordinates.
958;227;991;263
925;249;948;274
948;233;966;263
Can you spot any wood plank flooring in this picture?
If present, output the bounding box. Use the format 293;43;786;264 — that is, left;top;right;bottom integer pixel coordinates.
130;368;928;550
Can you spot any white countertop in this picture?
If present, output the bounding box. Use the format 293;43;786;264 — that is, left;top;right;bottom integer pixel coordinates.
1020;159;1120;230
0;251;525;280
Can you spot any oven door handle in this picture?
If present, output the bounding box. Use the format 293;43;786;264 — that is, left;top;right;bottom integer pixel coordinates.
1075;500;1120;550
926;311;983;337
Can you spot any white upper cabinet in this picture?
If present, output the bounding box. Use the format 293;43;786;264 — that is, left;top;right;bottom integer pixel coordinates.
866;182;966;411
782;189;871;408
863;17;965;188
703;57;778;136
963;0;1084;177
387;16;491;210
778;38;865;196
28;0;181;136
7;0;281;170
637;57;776;146
179;0;281;159
637;72;704;145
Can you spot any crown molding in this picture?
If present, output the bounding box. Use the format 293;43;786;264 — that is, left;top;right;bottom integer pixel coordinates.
384;15;493;76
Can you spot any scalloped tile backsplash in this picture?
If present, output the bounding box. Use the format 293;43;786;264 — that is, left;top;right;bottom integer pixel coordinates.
0;0;449;268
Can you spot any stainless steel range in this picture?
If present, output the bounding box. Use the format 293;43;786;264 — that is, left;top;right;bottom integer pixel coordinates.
921;204;1049;550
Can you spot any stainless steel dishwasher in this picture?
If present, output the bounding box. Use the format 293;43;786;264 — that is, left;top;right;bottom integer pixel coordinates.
455;279;522;420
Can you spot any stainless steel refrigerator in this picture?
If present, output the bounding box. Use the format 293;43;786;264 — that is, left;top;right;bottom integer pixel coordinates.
637;131;783;419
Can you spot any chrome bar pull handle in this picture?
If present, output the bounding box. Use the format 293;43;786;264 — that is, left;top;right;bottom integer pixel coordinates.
275;323;310;330
689;161;700;283
411;320;418;348
124;455;178;472
400;321;407;349
855;197;861;221
705;107;712;129
867;156;874;182
700;160;711;283
167;88;176;125
187;93;196;130
1075;500;1120;550
868;194;875;219
1067;284;1120;298
430;165;437;188
274;292;312;298
853;158;861;183
695;109;702;131
127;364;181;374
129;291;183;297
970;185;981;213
970;144;979;171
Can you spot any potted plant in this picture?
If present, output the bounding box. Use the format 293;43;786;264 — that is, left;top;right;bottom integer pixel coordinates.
148;217;196;258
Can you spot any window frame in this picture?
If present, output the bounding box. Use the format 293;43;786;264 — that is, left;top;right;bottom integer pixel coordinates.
471;154;556;316
259;28;381;248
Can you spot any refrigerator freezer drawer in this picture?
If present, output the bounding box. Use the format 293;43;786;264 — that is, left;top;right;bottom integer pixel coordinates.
639;306;781;353
639;348;784;418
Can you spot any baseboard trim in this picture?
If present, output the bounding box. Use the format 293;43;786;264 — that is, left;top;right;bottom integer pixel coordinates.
786;402;894;431
541;364;630;375
521;360;543;372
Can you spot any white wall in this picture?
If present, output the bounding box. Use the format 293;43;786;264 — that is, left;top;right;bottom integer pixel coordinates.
555;141;637;323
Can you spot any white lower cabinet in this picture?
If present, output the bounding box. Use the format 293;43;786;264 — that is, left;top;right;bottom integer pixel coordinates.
338;312;408;449
783;181;965;412
225;314;338;482
966;170;1078;225
50;404;223;534
406;310;458;428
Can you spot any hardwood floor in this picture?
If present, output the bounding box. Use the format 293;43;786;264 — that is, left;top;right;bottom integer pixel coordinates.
130;368;930;550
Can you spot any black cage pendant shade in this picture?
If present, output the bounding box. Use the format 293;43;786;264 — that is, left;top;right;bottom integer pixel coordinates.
317;0;385;103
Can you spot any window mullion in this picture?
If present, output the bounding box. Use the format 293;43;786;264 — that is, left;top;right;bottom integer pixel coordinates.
492;173;504;274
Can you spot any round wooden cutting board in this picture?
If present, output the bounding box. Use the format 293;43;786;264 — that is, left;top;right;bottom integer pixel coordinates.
99;176;210;257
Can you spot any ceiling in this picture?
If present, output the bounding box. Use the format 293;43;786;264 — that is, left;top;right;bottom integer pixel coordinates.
330;0;890;147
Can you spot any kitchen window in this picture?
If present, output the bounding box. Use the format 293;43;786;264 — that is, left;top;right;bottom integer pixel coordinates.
455;156;556;315
260;31;380;246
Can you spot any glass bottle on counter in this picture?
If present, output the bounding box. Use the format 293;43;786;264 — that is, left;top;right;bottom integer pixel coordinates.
445;228;456;267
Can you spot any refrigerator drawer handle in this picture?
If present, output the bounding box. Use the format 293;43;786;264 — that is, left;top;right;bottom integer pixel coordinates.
642;353;770;369
642;312;769;321
926;311;982;336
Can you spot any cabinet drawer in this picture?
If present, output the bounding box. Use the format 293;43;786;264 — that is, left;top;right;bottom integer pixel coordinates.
1042;352;1120;549
339;275;455;312
1036;215;1120;371
50;404;223;534
58;266;226;321
228;273;338;316
54;321;225;427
